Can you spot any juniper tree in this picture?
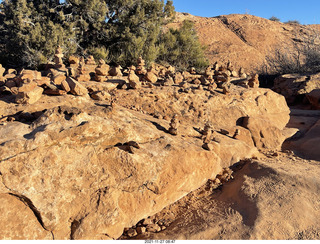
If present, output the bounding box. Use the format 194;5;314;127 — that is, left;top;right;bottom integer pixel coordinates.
0;0;76;68
157;20;209;70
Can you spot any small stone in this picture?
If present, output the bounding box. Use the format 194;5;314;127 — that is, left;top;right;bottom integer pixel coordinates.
142;218;153;226
15;86;43;104
52;74;66;85
127;229;137;237
136;227;146;234
66;77;88;96
202;143;214;151
146;224;161;233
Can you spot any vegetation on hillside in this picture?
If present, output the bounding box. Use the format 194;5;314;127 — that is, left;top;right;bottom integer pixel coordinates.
0;0;208;71
262;31;320;75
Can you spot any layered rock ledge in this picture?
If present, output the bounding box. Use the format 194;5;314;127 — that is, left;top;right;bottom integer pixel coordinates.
0;83;292;240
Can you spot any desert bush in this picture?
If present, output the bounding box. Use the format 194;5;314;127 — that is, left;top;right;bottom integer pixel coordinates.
269;16;280;22
0;0;77;68
285;20;301;25
157;20;209;71
262;31;320;75
1;0;203;70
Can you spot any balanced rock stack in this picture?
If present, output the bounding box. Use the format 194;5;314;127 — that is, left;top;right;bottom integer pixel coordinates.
94;59;110;82
109;64;123;77
201;66;214;86
136;56;147;75
76;57;91;82
85;55;97;74
53;46;66;70
248;74;260;88
15;70;44;104
202;122;214;151
227;60;239;77
128;66;141;89
168;114;179;135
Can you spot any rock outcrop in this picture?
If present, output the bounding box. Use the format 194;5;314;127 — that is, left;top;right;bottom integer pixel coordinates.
273;72;320;107
0;79;291;239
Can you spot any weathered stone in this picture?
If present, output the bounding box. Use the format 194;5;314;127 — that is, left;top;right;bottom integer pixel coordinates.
145;69;158;83
18;70;42;83
66;77;88;96
61;79;71;93
146;224;161;233
128;70;141;89
52;74;66;85
0;194;52;240
174;72;184;84
243;116;285;150
35;77;51;86
248;74;259;88
306;89;320;109
127;229;137;237
69;55;79;65
86;55;96;66
136;226;146;234
0;64;5;77
15;86;43;104
95;59;110;76
90;91;111;101
109;65;123;77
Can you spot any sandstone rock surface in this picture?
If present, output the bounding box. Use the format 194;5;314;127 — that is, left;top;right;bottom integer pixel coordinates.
0;82;290;240
168;13;320;73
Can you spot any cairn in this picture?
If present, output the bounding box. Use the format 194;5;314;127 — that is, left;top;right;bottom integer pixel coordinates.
202;122;214;150
86;55;96;66
168;114;179;135
128;66;141;89
189;67;196;75
53;46;65;70
239;67;247;79
136;57;147;75
165;65;175;77
109;64;123;77
248;74;259;88
201;66;214;86
94;59;109;82
222;82;230;95
76;57;91;82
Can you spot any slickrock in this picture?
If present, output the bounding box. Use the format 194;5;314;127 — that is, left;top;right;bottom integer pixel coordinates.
0;194;52;240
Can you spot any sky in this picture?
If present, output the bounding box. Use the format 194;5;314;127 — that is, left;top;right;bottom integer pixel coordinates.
171;0;320;25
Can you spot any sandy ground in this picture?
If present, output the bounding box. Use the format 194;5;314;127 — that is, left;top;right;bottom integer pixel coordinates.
120;108;320;240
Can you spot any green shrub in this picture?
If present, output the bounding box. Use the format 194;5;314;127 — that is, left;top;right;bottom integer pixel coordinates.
269;16;280;22
157;20;209;71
